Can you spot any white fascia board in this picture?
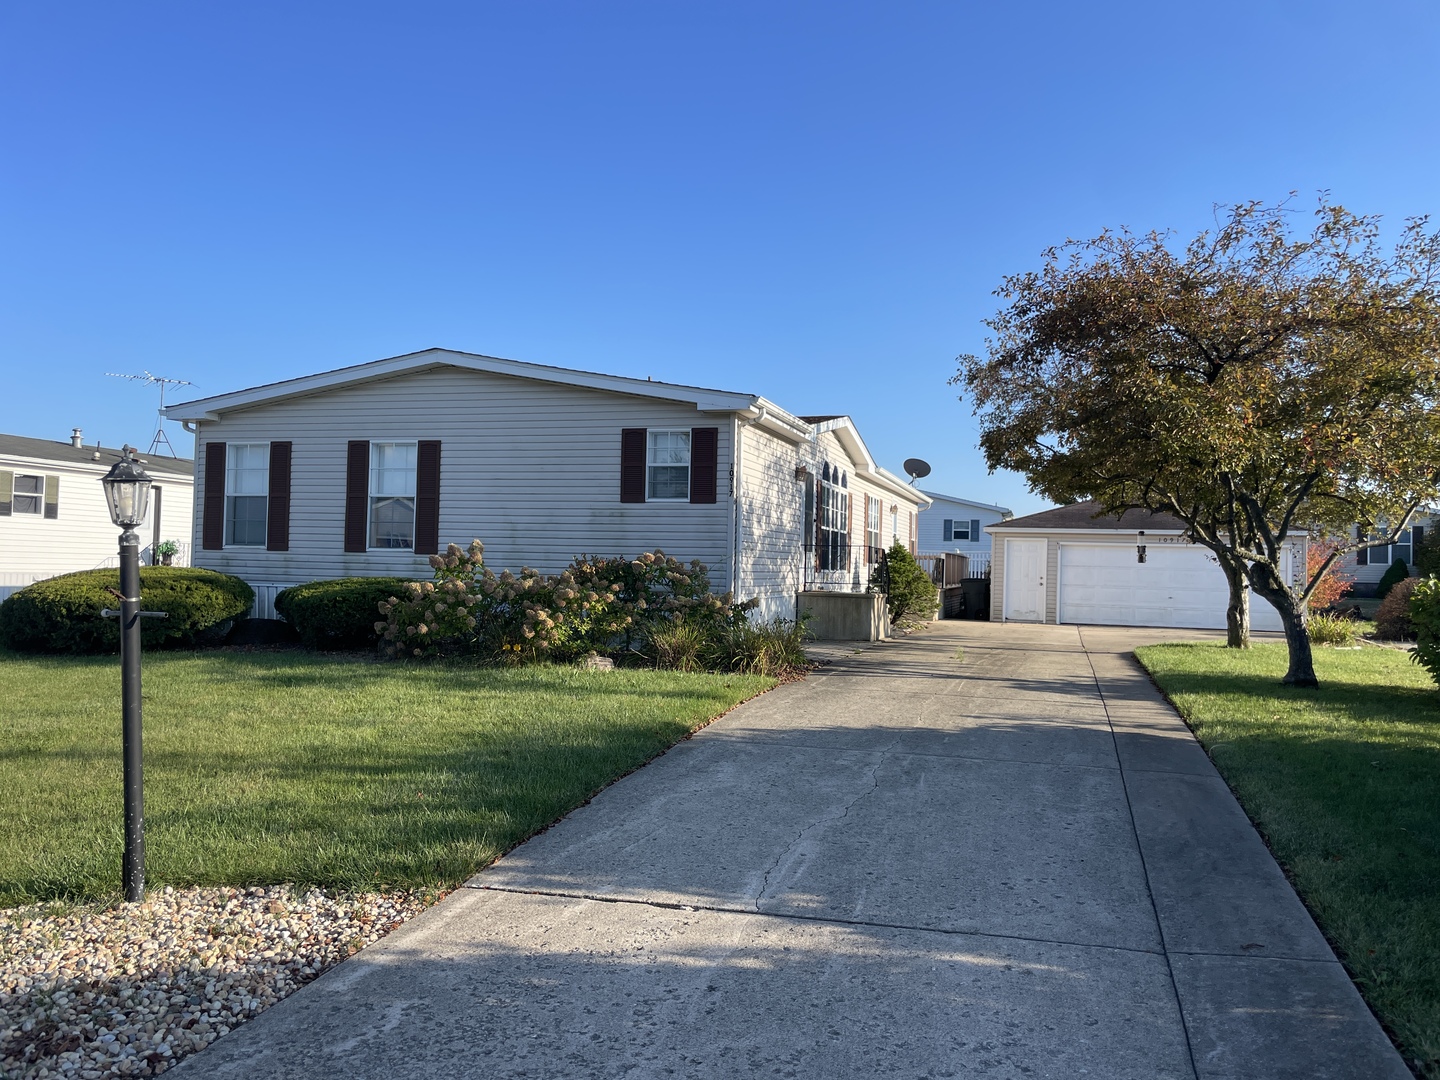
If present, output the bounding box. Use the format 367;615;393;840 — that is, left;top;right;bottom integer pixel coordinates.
165;348;761;421
739;398;814;442
919;491;1014;516
807;415;928;505
867;467;932;506
985;525;1187;537
814;417;876;472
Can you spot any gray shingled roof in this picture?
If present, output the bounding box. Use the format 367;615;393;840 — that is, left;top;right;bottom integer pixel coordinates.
0;433;194;478
991;500;1187;532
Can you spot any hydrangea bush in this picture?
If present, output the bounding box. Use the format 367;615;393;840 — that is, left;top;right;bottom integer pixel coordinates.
376;540;756;663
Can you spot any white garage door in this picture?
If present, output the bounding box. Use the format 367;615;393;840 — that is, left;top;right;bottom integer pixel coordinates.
1058;543;1283;631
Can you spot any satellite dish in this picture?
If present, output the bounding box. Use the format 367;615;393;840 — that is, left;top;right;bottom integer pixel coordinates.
903;458;931;481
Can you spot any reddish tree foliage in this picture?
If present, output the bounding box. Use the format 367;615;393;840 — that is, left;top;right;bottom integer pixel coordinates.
1306;538;1354;612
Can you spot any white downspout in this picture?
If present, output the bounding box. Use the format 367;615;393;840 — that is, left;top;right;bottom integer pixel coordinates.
729;416;742;598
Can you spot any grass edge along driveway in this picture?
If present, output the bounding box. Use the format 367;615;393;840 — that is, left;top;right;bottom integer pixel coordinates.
0;649;773;907
1137;642;1440;1078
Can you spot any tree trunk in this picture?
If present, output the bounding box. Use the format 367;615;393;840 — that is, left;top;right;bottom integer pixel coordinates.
1221;559;1250;648
1248;563;1317;687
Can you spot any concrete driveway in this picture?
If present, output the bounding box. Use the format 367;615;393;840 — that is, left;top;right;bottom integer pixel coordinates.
179;622;1407;1079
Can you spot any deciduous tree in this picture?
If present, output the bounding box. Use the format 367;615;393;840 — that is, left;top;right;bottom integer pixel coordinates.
955;198;1440;686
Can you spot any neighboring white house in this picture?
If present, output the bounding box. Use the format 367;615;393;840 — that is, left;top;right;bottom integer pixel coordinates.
917;491;1011;571
1335;517;1434;596
163;348;930;622
987;501;1305;631
0;432;195;601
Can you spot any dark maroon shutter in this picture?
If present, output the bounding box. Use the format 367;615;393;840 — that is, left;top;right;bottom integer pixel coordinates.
414;440;441;554
202;442;226;550
344;440;369;552
265;441;292;552
620;428;647;503
690;427;718;504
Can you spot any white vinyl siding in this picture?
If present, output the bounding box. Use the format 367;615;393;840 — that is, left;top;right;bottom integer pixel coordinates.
917;494;1009;558
736;425;805;621
989;530;1305;627
0;452;194;592
188;367;735;586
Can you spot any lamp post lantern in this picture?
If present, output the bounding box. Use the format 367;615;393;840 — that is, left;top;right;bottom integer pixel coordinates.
100;449;154;902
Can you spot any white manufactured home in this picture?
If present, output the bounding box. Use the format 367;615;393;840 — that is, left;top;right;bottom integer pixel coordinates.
916;490;1011;571
164;349;930;621
987;502;1305;631
1335;518;1432;596
0;432;194;601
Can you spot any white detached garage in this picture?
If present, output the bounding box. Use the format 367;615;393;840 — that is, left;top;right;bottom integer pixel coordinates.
988;502;1305;631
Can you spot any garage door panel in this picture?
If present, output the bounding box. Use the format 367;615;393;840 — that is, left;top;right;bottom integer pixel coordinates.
1059;544;1282;631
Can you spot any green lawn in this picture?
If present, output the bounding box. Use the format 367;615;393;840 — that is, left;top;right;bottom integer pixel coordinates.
0;649;771;906
1137;642;1440;1076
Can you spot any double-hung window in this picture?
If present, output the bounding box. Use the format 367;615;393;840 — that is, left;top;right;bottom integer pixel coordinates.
225;444;269;546
369;442;417;549
647;431;691;500
12;475;43;515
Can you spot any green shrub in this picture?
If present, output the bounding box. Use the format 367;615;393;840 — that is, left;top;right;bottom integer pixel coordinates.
645;620;710;672
876;543;938;625
704;618;810;677
1375;556;1411;599
1415;528;1440;579
1306;611;1357;646
0;568;253;654
1409;578;1440;687
274;577;416;649
1376;577;1419;640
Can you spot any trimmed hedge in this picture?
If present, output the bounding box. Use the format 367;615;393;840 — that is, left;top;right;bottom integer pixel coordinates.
0;568;254;654
274;577;416;650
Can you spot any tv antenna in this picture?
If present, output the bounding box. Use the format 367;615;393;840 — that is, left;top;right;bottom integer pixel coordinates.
106;371;195;457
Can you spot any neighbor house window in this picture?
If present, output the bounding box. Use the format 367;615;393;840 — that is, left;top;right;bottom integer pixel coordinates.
225;444;269;546
1358;526;1413;567
12;475;43;515
647;430;691;500
866;495;881;564
369;442;417;549
817;464;849;571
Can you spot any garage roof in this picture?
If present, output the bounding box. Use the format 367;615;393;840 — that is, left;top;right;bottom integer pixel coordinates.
990;500;1186;533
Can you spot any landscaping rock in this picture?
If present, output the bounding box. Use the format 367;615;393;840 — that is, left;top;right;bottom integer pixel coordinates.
580;654;615;670
0;884;439;1079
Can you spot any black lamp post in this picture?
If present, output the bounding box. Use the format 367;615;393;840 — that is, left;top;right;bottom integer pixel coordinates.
100;449;154;902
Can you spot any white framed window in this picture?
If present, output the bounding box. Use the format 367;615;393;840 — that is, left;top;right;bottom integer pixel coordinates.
647;430;691;501
866;495;881;565
817;464;849;571
12;474;43;515
369;441;417;549
225;444;269;546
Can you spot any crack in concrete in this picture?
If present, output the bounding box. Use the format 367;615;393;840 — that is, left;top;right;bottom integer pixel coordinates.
475;882;1168;957
752;736;901;912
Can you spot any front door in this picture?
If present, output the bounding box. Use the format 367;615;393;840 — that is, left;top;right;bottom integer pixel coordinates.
1004;539;1046;621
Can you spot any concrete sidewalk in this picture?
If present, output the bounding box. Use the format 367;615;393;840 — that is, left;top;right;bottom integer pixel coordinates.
179;622;1407;1079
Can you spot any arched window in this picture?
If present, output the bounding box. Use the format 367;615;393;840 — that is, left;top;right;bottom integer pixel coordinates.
817;464;850;572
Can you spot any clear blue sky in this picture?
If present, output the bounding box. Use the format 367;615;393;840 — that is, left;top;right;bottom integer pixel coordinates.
3;1;1437;515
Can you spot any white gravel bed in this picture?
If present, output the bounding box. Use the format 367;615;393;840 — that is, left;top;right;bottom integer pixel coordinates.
1;884;441;1079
